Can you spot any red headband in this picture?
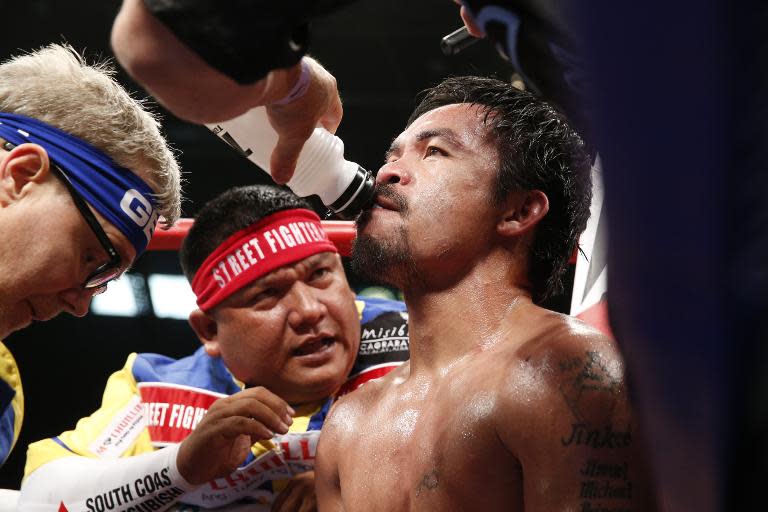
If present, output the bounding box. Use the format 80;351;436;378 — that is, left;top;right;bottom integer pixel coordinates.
192;209;338;312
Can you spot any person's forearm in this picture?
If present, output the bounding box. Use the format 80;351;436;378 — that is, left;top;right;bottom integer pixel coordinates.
111;0;300;123
18;444;197;512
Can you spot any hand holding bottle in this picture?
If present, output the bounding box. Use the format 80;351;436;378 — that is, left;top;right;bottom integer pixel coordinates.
207;104;374;219
266;57;344;185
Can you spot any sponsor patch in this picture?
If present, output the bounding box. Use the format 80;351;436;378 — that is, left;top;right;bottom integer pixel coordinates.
79;467;184;512
352;311;410;375
181;431;320;508
137;383;226;446
275;430;319;474
88;396;146;459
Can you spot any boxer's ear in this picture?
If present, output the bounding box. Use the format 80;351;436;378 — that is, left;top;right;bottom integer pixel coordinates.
0;143;52;205
189;309;220;357
496;189;549;238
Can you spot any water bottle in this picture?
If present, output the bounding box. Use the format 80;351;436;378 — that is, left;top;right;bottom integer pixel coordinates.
206;107;375;218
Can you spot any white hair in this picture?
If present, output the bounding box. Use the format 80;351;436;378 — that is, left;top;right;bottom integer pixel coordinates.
0;43;182;223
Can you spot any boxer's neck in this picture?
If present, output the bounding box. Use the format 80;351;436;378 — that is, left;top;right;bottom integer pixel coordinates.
402;259;535;376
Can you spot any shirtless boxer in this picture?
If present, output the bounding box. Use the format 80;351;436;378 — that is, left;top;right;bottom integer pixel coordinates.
316;76;656;511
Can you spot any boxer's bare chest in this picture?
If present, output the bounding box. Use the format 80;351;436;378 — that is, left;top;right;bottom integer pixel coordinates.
338;359;526;511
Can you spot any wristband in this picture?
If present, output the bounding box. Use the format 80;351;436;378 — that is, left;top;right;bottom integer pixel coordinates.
272;59;311;106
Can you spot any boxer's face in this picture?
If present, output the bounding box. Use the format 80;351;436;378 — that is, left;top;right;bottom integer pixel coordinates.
354;103;500;286
207;252;360;404
0;144;135;338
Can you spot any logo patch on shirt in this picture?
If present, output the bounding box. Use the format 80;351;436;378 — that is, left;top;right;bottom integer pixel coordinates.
354;311;410;373
138;383;226;446
88;395;146;458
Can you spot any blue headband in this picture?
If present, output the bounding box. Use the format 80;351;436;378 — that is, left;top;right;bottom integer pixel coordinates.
0;113;159;255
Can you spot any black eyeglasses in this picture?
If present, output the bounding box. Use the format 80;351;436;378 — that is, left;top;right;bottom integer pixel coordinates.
3;140;122;290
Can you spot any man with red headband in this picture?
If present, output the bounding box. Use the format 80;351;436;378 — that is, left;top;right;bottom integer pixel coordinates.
18;185;409;512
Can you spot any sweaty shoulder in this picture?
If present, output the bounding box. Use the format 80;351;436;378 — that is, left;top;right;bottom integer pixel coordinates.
523;310;621;375
326;362;408;437
318;362;407;498
494;310;630;449
488;311;655;510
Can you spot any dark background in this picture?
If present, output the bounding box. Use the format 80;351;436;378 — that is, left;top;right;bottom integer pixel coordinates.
0;0;517;486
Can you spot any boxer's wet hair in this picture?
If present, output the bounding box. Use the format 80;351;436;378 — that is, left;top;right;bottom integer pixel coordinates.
408;76;592;303
180;185;311;281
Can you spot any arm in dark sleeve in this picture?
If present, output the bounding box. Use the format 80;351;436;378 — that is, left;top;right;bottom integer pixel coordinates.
143;0;353;84
462;0;593;144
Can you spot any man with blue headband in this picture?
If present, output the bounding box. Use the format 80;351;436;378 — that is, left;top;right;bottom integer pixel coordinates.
0;44;181;468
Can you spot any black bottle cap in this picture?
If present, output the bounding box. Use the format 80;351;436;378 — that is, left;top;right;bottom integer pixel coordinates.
329;165;376;219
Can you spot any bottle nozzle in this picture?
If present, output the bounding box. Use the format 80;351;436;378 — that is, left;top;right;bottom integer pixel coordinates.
329;165;376;219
